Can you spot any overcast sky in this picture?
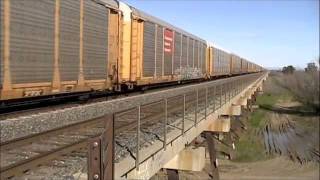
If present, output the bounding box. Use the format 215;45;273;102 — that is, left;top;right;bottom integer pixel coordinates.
124;0;319;69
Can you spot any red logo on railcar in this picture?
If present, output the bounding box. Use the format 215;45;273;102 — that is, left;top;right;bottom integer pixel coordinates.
164;29;174;54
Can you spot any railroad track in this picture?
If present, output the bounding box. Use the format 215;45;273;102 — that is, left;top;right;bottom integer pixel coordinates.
0;82;185;120
0;84;227;179
0;90;136;120
0;73;245;116
0;78;189;115
0;118;106;179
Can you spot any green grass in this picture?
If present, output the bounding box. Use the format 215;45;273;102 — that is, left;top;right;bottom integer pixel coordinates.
233;109;269;162
232;76;298;162
248;110;266;128
257;93;277;106
232;91;281;162
233;74;318;162
233;132;269;162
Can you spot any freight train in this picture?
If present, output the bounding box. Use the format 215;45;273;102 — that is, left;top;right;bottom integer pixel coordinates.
0;0;263;101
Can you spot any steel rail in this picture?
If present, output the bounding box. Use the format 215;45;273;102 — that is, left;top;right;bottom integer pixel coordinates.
0;73;258;115
0;137;90;179
0;91;207;179
0;117;105;150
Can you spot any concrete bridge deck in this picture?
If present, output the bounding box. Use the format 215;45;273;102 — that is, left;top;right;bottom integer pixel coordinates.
0;72;268;180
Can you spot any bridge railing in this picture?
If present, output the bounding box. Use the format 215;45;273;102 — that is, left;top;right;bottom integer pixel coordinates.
101;72;266;178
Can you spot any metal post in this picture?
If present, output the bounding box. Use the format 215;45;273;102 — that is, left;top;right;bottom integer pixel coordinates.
164;99;168;150
213;86;216;112
235;80;237;96
235;81;238;95
220;85;222;108
136;105;141;170
182;94;186;135
228;82;231;101
241;79;244;91
224;84;227;105
88;137;101;180
232;81;235;97
235;81;238;96
231;82;233;98
205;87;208;119
234;81;236;95
195;89;198;126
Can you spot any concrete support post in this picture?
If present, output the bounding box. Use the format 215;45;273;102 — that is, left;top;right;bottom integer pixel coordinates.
247;99;252;112
205;132;220;180
226;132;234;160
167;169;179;180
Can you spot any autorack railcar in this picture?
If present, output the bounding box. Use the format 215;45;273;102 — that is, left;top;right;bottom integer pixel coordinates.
0;0;263;101
116;3;208;90
0;0;120;100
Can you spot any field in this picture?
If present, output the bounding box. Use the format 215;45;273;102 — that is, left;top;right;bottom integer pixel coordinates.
218;71;320;179
150;71;319;180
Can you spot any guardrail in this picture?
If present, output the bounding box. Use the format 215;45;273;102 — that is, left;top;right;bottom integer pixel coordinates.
87;72;267;179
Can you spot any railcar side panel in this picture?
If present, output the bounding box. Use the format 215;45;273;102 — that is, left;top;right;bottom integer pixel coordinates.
212;47;231;76
188;38;194;67
156;25;163;77
83;0;108;80
143;21;156;77
163;30;173;76
231;54;241;74
181;35;188;68
109;10;120;85
213;48;219;75
173;32;182;74
199;43;202;72
10;0;55;84
240;59;248;73
226;52;231;75
201;43;206;74
194;40;199;68
0;0;3;89
225;52;231;75
207;47;213;76
59;0;80;82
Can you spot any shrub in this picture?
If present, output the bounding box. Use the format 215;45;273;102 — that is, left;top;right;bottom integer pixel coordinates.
274;71;319;111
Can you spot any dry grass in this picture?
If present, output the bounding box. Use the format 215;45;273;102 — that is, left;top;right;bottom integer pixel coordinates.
273;71;320;112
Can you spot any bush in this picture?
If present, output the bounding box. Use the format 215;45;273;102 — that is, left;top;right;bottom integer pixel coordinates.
282;65;295;74
274;71;319;111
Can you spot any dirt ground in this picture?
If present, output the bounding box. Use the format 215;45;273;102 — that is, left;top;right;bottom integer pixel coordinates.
164;154;319;180
153;156;319;180
218;157;319;180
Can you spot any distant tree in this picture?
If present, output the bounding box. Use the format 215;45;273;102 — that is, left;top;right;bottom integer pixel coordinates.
305;62;318;72
282;65;295;74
